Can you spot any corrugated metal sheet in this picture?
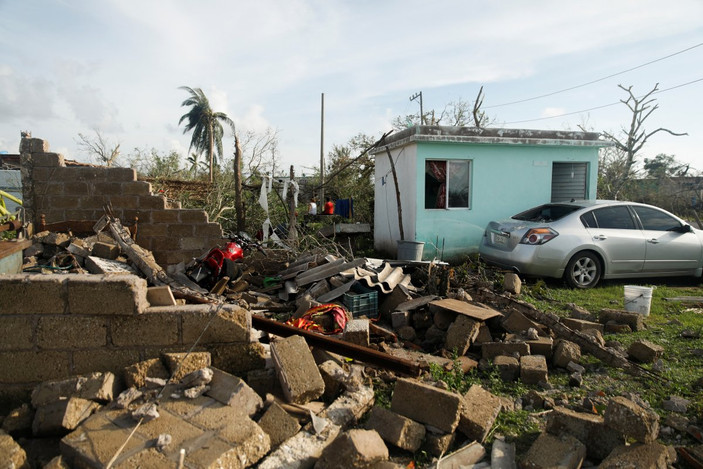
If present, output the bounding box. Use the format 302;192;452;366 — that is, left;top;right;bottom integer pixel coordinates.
551;162;587;202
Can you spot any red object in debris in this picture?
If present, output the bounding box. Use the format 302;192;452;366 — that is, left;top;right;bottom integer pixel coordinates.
203;241;244;277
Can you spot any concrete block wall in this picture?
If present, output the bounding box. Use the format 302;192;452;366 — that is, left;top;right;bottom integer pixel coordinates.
0;273;257;408
20;137;223;265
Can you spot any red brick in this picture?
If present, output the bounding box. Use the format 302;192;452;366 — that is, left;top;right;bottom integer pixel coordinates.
36;316;108;349
111;313;179;347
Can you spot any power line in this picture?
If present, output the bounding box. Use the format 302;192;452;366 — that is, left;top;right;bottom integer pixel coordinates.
485;42;703;109
503;77;703;125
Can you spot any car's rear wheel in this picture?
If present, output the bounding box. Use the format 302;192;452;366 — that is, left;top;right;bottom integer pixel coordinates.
565;252;601;288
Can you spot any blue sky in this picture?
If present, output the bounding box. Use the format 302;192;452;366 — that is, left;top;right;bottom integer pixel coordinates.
1;0;702;175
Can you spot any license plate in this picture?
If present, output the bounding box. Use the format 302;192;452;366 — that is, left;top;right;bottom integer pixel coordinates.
492;232;509;246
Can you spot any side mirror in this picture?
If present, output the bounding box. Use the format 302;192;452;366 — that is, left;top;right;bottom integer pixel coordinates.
673;224;694;233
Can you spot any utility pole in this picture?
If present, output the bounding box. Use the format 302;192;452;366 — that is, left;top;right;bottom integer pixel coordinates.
287;165;298;242
320;92;325;202
409;91;423;125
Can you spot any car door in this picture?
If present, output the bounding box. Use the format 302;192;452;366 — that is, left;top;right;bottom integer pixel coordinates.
582;205;646;274
631;205;702;273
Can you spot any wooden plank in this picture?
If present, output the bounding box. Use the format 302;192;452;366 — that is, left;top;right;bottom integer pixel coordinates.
396;296;438;312
663;297;703;302
428;298;503;321
0;239;31;258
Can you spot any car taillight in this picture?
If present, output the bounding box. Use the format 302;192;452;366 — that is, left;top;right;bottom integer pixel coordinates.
520;228;558;245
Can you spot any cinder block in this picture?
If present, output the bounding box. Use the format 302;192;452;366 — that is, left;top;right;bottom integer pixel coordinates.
390;378;462;434
271;335;325;404
32;152;64;167
433;309;455;330
209;343;267;376
179;209;209;224
482;341;530;360
553;340;581;368
71;349;141;376
627;340;664;363
319;360;345;400
258;401;301;448
344;319;370;347
605;396;660;443
31;372;119;408
21;137;50;154
33;397;100;436
459;384;502;443
161;352;211;382
36;315;108;349
123;358;170;388
422;430;455;457
0;351;70;383
561;317;604;334
315;429;389;469
91;242;119;260
111;313;179;347
391;311;409;329
168;224;194;238
445;315;480;355
138;195;166;210
1;403;34;436
501;310;539;334
364;406;425;452
67;274;148;315
121;181;152;195
150;210;181;224
598;308;645;331
106;167;136;182
526;336;553;358
599;442;672;469
193;223;223;238
179;304;251;344
521;432;586;469
206;367;263;417
520;355;548;385
146;286;176;306
546;406;624;460
0;274;66;315
0;316;34;350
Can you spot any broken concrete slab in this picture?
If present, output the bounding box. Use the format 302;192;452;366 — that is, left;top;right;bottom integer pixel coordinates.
429;298;502;321
561;317;604;334
627;340;664;363
391;310;410;329
31;372;119;408
161;352;211;382
545;405;624;461
501;310;540;335
598;442;673;468
84;256;137;275
521;432;586;469
491;436;516;469
525;336;553;358
422;430;455;458
605;396;660;443
428;440;485;469
364;406;426;452
599;308;646;332
0;429;28;469
258;401;301;448
390;378;462;434
205;367;262;417
146;285;177;306
458;384;502;443
315;429;389;469
493;355;519;382
33;397;100;436
271;335;325;404
445;315;480;355
520;355;548;385
123;358;169;389
482;342;530;360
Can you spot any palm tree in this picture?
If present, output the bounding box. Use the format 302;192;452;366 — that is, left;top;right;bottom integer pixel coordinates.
178;86;234;183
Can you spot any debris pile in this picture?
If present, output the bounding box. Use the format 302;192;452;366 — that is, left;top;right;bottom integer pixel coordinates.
0;218;701;468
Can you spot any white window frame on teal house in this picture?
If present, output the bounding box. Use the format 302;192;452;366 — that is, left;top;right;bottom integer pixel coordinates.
424;159;472;210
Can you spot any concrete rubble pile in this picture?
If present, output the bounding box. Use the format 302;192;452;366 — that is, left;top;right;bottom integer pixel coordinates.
0;227;701;468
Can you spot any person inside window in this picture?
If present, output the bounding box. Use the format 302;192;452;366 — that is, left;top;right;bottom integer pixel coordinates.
323;197;334;215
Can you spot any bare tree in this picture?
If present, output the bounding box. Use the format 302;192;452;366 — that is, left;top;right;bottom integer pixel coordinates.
391;93;493;130
601;83;687;197
76;129;121;166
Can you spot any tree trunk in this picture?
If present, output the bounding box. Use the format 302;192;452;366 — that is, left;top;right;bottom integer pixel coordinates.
287;165;298;242
208;123;215;184
234;134;245;232
384;145;404;241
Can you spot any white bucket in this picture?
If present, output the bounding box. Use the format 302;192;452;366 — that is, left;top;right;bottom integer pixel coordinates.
623;285;653;316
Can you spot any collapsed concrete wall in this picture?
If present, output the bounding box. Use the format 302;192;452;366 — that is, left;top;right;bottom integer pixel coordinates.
0;273;265;410
19;137;223;265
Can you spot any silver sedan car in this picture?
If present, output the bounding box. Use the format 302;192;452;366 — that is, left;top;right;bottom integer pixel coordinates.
479;200;703;288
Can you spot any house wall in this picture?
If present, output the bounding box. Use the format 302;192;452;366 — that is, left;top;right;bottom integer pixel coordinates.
0;273;264;410
374;138;599;261
374;145;418;256
19;137;223;265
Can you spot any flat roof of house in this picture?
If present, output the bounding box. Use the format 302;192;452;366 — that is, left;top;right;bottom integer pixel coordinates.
371;125;611;152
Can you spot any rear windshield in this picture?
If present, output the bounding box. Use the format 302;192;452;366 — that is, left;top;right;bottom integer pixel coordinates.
512;204;582;223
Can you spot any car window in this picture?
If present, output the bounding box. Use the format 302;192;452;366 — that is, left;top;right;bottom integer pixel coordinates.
512;204;582;222
591;206;636;229
632;206;681;231
580;211;597;228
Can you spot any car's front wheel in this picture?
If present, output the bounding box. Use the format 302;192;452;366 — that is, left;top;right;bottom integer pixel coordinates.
565;252;602;288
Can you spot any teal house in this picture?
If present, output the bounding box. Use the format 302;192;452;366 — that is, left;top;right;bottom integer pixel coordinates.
371;126;610;261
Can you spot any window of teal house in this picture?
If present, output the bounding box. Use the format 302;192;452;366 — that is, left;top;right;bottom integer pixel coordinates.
425;160;471;209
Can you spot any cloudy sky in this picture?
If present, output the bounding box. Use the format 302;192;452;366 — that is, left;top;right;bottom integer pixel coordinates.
1;0;702;175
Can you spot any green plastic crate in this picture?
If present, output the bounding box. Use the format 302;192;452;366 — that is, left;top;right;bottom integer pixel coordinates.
343;290;378;319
